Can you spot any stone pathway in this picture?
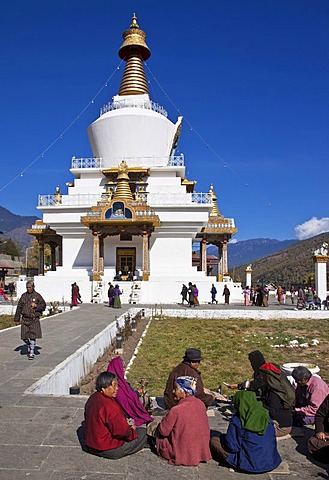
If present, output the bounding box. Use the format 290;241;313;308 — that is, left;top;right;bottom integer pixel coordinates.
0;303;328;479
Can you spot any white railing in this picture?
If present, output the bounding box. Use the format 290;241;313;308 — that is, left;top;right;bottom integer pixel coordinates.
135;209;157;217
70;155;184;169
147;192;212;206
30;224;49;230
38;194;101;207
191;192;212;204
71;157;102;169
100;99;168;118
168;154;184;166
208;218;236;229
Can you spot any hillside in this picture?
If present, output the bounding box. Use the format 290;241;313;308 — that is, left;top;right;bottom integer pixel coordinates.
0;206;39;250
207;238;298;268
232;232;329;287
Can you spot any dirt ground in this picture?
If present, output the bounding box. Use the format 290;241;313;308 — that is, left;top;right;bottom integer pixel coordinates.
79;315;150;395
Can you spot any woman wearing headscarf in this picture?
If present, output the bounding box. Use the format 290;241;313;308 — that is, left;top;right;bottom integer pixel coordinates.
260;362;295;437
227;350;266;397
210;390;281;473
113;285;122;308
154;376;212;466
107;357;153;426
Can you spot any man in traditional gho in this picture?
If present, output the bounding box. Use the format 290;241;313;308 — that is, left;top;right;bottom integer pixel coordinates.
14;280;46;360
163;348;215;409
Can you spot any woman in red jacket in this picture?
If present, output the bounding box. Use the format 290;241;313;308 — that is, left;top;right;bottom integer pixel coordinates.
84;372;148;459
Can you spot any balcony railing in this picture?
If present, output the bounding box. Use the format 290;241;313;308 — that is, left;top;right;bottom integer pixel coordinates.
71;157;102;169
208;218;236;229
100;99;168;118
70;155;184;169
147;192;212;206
38;194;101;207
191;192;212;204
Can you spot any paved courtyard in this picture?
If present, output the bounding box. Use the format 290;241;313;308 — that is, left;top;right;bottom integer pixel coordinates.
0;302;328;479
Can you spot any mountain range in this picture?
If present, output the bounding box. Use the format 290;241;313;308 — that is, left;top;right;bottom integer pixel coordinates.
0;206;39;250
232;232;329;286
208;238;299;269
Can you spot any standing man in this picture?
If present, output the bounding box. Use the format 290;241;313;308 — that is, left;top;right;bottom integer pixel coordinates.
222;284;230;305
14;281;46;360
210;284;218;304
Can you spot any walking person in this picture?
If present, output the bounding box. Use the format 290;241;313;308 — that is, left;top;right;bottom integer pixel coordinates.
222;284;230;305
193;284;199;306
108;283;114;307
187;282;195;307
14;280;46;360
210;284;218;304
243;286;251;306
113;284;122;308
71;282;80;307
180;284;188;305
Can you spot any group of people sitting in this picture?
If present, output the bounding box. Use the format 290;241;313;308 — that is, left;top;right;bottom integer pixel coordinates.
226;350;329;463
83;348;329;470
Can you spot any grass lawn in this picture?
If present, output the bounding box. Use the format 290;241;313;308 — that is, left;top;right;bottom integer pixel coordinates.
0;315;17;330
126;316;329;396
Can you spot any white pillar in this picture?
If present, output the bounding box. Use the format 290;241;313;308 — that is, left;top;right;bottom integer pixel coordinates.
245;265;252;287
314;255;328;302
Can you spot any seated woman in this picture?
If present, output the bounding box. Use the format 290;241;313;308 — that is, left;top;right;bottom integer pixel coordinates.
308;394;329;463
260;362;295;437
227;350;266;397
210;390;281;473
292;365;329;426
84;372;148;459
107;357;153;426
155;376;212;466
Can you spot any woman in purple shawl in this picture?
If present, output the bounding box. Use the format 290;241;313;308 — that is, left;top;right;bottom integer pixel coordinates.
107;357;153;426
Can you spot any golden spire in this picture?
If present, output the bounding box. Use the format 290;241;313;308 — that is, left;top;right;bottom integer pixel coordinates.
209;184;221;217
112;161;133;200
118;14;151;96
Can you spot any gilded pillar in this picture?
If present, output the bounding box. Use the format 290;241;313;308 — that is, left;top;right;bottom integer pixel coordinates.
142;230;150;281
217;243;223;282
99;235;104;273
93;232;100;280
222;239;228;275
201;238;207;273
38;240;45;276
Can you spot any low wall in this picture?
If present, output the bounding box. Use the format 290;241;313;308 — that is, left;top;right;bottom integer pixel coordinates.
25;308;141;396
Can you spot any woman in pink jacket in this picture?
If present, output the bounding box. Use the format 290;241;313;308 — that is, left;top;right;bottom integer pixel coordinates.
155;376;212;466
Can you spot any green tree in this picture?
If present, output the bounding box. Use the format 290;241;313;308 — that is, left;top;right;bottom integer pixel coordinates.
0;238;21;259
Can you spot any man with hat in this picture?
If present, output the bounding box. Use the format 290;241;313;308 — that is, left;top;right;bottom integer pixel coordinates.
163;348;215;409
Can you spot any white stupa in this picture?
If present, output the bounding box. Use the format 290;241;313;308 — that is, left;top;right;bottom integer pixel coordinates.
25;15;240;304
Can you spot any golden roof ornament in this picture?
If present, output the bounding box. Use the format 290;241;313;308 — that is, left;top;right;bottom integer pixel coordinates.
118;14;151;96
209;183;221;217
112;161;133;200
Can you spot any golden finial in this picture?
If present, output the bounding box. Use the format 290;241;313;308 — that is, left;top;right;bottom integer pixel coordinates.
131;13;139;28
209;183;221;217
118;15;151;95
112;161;133;200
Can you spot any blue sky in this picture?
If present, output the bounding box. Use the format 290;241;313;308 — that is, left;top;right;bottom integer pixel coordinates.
1;0;329;241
